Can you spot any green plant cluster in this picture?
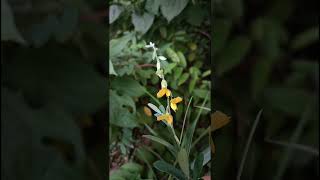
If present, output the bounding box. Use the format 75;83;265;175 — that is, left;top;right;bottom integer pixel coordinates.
109;0;211;179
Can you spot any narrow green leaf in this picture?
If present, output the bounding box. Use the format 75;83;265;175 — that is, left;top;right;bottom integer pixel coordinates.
178;73;190;86
142;135;177;154
291;27;319;50
193;153;204;180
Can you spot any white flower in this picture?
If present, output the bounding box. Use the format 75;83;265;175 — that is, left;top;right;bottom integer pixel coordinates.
161;79;168;88
145;42;155;48
158;56;167;61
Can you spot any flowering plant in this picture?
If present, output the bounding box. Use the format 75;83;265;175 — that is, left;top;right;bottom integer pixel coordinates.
143;42;210;180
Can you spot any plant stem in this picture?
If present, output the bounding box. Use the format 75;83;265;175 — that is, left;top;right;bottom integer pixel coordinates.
143;88;162;107
179;96;193;143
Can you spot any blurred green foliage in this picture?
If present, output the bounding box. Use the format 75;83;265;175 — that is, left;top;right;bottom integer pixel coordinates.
2;0;107;179
213;0;319;179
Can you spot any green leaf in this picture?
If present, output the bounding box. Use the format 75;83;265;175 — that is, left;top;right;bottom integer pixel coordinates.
166;48;180;63
291;27;319;50
153;161;187;180
193;153;204;180
252;57;276;98
144;124;159;136
185;4;207;26
109;5;123;24
109;60;118;76
1;0;26;44
142;135;177;154
177;51;187;67
145;0;161;15
178;73;190;86
177;148;190;177
193;89;209;99
160;0;189;22
110;32;134;58
212;18;232;53
216;36;251;76
264;87;312;116
132;12;155;34
174;67;184;81
111;77;145;97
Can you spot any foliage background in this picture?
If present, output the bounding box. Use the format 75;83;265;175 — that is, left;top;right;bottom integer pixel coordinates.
212;0;319;179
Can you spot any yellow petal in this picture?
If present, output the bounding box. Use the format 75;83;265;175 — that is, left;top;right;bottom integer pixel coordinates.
157;88;167;98
166;114;173;125
211;111;230;131
157;114;168;121
165;89;171;97
170;97;183;104
170;102;177;112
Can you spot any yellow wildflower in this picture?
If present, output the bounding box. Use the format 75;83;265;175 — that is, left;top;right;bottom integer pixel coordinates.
143;106;152;117
170;97;183;112
157;88;171;98
156;113;173;125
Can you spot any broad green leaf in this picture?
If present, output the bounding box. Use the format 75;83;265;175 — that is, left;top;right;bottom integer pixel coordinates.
109;60;118;76
153;160;187;180
178;73;190;86
193;153;204;180
177;148;190;178
132;12;155;34
1;0;26;44
216;36;251;76
142;135;177;154
291;27;319;50
212;18;232;53
185;4;207;26
145;0;161;15
160;0;189;22
121;162;143;174
111;77;145;97
110;32;133;58
109;5;123;24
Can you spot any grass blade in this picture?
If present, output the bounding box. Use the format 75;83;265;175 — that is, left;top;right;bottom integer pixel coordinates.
237;109;263;180
180;96;193;143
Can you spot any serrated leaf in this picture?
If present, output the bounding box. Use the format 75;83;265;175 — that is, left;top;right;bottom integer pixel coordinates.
132;12;154;34
153;161;187;180
160;0;189;22
177;148;189;177
1;0;26;44
216;36;251;76
109;5;123;24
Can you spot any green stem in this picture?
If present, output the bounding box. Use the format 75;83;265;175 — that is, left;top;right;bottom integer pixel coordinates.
143;88;162;107
191;126;210;149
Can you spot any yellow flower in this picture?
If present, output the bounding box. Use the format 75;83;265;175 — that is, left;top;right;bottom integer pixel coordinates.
157;88;171;98
156;113;173;125
170;97;183;112
143;106;152;117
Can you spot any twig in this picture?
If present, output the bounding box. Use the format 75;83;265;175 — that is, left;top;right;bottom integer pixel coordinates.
237;110;263;180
